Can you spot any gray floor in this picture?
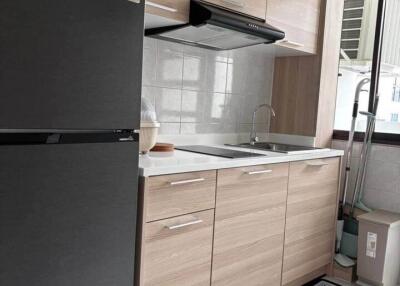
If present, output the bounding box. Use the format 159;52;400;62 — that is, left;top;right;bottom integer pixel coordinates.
322;276;357;286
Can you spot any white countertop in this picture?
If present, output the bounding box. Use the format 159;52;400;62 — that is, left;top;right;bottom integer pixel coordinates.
139;145;344;177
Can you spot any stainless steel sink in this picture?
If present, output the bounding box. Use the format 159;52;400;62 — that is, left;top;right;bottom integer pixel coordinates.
226;142;328;154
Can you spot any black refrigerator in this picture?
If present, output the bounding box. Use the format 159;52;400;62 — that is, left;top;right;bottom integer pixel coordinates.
0;1;144;285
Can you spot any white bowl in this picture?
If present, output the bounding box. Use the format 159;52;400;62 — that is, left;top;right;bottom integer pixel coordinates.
139;121;160;154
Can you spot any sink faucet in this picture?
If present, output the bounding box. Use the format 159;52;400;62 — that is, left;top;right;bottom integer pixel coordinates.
250;104;276;145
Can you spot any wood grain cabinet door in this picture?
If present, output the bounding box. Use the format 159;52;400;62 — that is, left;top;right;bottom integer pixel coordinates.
282;157;340;286
203;0;267;20
145;0;190;23
266;0;321;54
212;163;289;286
142;210;214;286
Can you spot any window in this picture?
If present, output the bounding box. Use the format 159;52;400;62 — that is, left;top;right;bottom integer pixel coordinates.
334;0;400;143
375;0;400;135
392;78;400;102
334;0;377;133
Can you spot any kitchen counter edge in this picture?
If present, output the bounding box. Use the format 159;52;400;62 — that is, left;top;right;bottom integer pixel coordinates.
139;148;344;177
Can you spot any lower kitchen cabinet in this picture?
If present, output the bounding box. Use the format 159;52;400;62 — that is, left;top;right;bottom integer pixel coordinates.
211;163;289;286
282;158;340;286
138;157;341;286
142;210;214;286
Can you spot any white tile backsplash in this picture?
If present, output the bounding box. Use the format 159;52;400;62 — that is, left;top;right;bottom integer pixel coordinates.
155;47;184;89
142;46;157;86
182;53;208;91
332;140;400;213
142;37;275;135
153;88;182;123
158;122;180;135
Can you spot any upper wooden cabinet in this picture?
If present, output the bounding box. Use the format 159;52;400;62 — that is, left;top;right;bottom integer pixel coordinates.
270;0;345;147
145;0;267;26
145;0;190;28
266;0;321;54
203;0;267;20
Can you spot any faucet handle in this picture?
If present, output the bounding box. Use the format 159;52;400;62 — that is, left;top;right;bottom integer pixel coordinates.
249;136;259;145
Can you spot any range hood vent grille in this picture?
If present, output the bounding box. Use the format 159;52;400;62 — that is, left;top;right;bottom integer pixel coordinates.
145;0;285;51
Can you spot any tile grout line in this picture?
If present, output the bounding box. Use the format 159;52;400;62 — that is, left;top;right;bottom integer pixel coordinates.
179;48;186;135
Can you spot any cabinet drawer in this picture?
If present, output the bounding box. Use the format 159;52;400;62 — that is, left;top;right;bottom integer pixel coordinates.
145;0;190;23
204;0;267;20
142;210;214;286
146;170;216;222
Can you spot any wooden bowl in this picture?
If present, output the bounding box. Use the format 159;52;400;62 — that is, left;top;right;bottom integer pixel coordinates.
151;143;174;152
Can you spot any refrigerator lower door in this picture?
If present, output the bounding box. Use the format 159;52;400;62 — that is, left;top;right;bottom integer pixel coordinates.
0;0;143;130
0;142;139;286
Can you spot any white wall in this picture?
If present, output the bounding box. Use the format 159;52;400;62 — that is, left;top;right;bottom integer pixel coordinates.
332;140;400;213
141;37;276;136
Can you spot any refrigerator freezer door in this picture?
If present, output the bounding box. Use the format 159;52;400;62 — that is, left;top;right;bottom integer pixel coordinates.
0;142;139;286
0;0;143;130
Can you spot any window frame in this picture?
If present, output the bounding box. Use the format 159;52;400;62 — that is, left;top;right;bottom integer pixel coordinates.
392;78;400;102
333;130;400;146
333;0;400;145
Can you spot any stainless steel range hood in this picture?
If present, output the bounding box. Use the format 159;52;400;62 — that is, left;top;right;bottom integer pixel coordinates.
145;0;285;51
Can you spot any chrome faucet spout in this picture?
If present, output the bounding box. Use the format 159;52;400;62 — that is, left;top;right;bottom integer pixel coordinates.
250;104;276;145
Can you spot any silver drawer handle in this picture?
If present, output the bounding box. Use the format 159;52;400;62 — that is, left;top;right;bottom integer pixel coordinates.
221;0;244;8
146;1;178;12
167;219;203;230
246;170;273;175
279;40;305;48
169;178;205;186
306;160;328;167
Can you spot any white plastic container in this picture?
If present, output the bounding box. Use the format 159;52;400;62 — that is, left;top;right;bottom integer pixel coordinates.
140;98;159;154
139;121;160;154
357;210;400;286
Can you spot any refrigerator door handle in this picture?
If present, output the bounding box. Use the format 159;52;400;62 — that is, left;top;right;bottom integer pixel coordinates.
118;130;140;142
119;135;135;142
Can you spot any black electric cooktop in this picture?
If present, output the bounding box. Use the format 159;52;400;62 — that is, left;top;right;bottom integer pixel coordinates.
175;145;266;159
